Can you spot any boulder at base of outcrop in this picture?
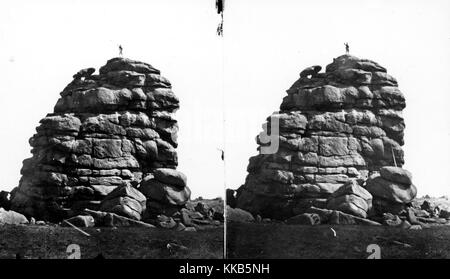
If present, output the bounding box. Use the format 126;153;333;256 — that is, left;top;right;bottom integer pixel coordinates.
138;171;190;220
286;213;321;225
153;215;177;229
0;208;29;225
153;168;187;188
372;198;407;215
380;166;412;185
63;215;95;228
326;180;372;218
99;185;146;220
366;167;416;211
227;206;255;223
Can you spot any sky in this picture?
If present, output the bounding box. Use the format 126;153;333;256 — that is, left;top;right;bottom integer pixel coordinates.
0;0;449;198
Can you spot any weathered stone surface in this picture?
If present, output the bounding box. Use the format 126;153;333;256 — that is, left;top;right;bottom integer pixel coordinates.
153;168;187;188
327;194;369;218
236;55;409;220
381;213;402;226
300;65;322;78
379;166;412;185
99;57;160;75
0;208;29;225
226;206;255;223
139;178;190;206
10;57;184;221
366;175;416;204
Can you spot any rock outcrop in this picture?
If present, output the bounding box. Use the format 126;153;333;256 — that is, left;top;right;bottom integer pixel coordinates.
10;57;190;221
235;55;409;220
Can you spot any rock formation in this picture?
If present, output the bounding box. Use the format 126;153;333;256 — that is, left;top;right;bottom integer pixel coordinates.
10;57;190;221
235;54;413;220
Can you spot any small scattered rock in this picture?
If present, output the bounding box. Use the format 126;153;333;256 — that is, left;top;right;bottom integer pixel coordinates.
409;225;422;230
421;200;432;211
166;243;188;254
439;209;450;219
255;215;262;223
174;222;186;231
226;206;254;223
156;215;177;229
286;213;321;225
399;220;411;229
382;213;402;226
62;215;95;228
194;202;208;215
180;209;192;226
212;211;224;222
379;166;412;185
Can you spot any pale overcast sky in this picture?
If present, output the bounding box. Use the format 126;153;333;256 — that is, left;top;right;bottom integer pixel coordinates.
0;0;449;198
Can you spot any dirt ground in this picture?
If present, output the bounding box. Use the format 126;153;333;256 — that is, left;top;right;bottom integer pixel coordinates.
0;224;223;259
227;222;450;259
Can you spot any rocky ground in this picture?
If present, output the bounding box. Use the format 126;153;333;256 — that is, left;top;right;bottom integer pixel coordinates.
0;224;223;259
227;222;450;259
227;196;450;259
0;198;223;259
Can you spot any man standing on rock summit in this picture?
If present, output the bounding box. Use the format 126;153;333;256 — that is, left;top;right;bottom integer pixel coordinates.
119;45;123;57
344;42;350;54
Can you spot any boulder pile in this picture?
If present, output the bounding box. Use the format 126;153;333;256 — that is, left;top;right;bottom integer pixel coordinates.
9;57;192;224
234;54;415;222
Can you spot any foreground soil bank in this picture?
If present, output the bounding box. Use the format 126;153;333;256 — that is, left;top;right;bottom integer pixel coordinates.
227;222;450;259
0;225;223;259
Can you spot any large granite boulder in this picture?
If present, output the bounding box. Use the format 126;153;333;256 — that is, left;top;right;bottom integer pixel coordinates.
235;55;408;220
139;170;191;221
366;166;416;214
10;57;187;221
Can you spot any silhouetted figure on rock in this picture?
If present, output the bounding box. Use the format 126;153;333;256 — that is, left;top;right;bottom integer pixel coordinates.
119;45;123;57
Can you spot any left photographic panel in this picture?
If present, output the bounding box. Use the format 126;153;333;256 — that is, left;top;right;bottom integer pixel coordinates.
0;0;224;259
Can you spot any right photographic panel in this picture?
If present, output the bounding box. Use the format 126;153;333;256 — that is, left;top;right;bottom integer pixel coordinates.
225;0;450;259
